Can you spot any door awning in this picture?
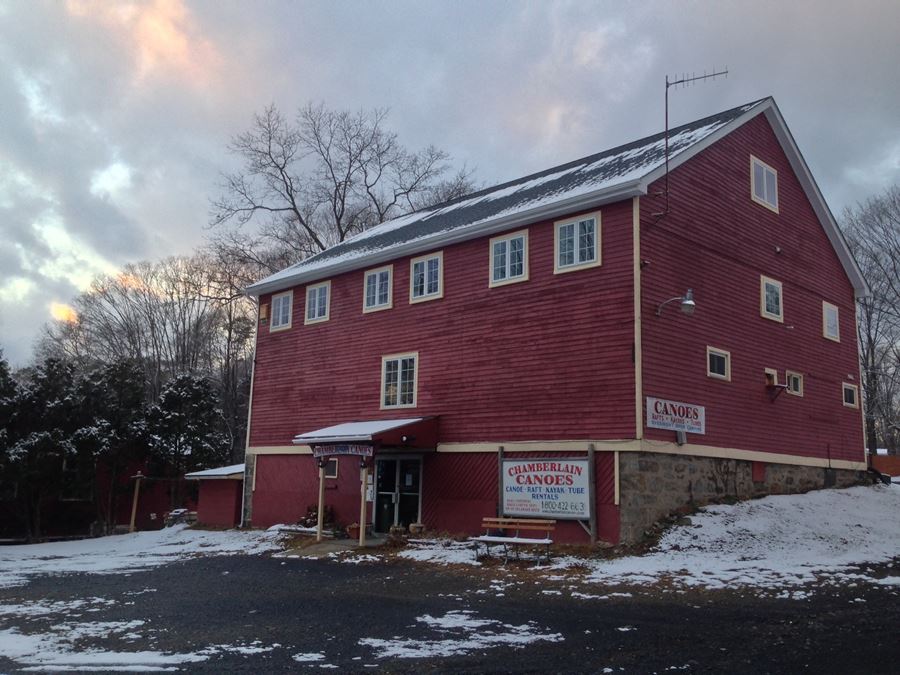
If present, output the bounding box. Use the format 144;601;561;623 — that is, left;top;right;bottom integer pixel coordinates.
292;417;438;449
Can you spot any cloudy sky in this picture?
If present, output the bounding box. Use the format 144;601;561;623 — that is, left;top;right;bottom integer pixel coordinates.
2;0;899;365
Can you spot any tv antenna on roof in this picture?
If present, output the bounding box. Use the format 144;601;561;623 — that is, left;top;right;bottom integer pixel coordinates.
652;67;729;222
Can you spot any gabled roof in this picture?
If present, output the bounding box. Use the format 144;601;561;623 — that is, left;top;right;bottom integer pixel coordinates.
247;98;867;298
185;463;245;480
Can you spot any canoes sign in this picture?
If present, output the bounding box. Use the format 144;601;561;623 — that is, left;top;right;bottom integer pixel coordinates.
502;459;591;520
646;397;706;435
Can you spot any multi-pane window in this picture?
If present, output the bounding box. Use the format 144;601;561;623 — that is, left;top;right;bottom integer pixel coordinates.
707;346;731;381
842;383;859;408
786;371;804;396
364;266;392;312
382;353;418;408
305;281;330;324
270;291;292;331
751;156;779;212
760;276;783;322
490;230;528;286
823;301;840;342
556;214;600;272
410;252;442;302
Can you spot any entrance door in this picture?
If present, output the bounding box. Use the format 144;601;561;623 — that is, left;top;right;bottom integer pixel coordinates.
374;458;421;532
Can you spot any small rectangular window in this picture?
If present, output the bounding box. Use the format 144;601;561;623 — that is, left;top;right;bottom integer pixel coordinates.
270;291;293;331
324;458;338;479
823;301;840;342
489;230;529;287
842;383;859;408
382;353;418;408
751;155;779;212
786;371;804;396
707;346;731;381
554;213;601;273
760;276;784;322
305;281;330;324
363;265;393;312
410;252;443;303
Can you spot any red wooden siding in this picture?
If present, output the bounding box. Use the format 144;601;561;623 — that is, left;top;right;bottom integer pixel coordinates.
640;113;864;464
249;201;636;447
196;481;243;528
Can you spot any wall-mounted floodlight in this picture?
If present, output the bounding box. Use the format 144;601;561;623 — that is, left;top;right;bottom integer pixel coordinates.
656;289;695;317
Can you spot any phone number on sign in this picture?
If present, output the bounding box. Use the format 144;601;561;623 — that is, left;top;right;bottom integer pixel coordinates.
539;500;587;514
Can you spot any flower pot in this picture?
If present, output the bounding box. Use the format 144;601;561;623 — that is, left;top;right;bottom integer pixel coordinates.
408;522;426;536
346;524;360;539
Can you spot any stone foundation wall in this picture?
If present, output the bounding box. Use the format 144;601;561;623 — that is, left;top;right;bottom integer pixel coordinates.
240;453;256;527
618;451;866;544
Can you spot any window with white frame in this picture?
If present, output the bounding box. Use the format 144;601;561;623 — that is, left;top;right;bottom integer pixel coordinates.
364;265;392;312
555;214;600;273
823;301;840;342
842;382;859;408
707;346;731;381
786;371;804;396
305;281;330;324
382;353;417;408
270;291;293;331
751;155;779;212
490;230;528;286
410;252;442;302
324;458;338;479
760;276;784;322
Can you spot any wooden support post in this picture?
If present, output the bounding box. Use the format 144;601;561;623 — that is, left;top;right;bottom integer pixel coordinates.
588;444;597;544
129;473;143;533
316;462;325;542
359;463;368;547
497;446;505;516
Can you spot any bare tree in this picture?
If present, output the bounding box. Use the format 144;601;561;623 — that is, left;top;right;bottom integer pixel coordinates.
209;102;476;282
843;185;900;455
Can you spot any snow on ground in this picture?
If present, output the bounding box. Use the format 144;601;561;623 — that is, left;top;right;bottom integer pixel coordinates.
358;610;562;659
389;485;900;592
0;525;284;589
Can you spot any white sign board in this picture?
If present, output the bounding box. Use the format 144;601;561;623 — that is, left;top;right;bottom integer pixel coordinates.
646;397;705;435
502;459;591;520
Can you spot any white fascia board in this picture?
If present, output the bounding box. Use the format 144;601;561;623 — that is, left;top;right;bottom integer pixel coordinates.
639;97;869;298
245;180;645;297
292;434;372;444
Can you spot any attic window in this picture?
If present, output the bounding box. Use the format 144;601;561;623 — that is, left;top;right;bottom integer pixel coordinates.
751;156;779;212
555;213;601;273
823;301;840;342
760;276;784;322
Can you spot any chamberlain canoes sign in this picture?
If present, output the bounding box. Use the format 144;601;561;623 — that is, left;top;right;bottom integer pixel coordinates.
311;444;374;458
502;459;591;520
646;397;705;434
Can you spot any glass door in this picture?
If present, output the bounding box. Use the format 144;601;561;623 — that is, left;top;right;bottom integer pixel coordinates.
374;458;421;532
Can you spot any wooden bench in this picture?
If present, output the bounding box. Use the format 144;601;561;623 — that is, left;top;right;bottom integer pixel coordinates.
472;517;556;562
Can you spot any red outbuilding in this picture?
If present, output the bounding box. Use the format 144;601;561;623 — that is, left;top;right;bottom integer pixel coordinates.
185;464;244;528
240;97;869;544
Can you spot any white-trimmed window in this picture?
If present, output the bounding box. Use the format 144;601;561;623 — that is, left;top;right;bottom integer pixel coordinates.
842;382;859;409
305;281;330;324
381;353;418;408
822;301;840;342
324;458;338;479
707;346;731;381
555;213;601;273
489;230;528;287
760;276;783;322
410;252;443;303
364;265;392;312
751;155;778;212
270;291;293;331
786;371;804;396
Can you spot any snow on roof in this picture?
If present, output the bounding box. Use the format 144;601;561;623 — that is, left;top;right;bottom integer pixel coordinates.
247;99;768;296
185;463;245;480
293;418;426;444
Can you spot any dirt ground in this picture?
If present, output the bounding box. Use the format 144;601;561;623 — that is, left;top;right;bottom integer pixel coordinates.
1;552;899;673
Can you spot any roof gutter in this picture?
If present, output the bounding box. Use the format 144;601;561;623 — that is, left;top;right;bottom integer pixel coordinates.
245;179;646;297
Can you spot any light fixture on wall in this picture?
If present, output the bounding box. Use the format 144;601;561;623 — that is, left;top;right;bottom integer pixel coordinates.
656;288;695;317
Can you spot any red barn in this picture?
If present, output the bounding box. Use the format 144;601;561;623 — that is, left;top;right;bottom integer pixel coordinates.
241;98;868;544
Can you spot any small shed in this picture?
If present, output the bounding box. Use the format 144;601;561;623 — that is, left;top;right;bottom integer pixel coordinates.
185;463;245;528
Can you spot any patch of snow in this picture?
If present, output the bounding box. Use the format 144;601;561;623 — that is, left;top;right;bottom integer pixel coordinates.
293;652;326;662
0;525;284;589
359;610;561;659
399;539;481;566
